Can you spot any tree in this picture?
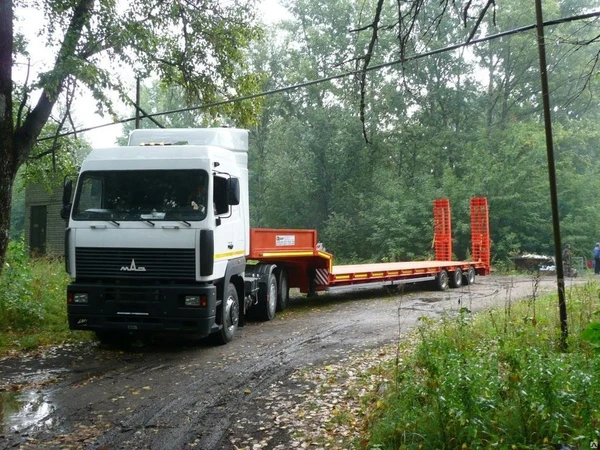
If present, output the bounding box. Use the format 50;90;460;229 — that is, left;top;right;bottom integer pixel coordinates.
347;0;600;141
117;82;214;146
0;0;264;274
247;0;599;266
249;0;386;258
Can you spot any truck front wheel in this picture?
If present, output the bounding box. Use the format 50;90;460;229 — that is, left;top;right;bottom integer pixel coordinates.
215;283;239;344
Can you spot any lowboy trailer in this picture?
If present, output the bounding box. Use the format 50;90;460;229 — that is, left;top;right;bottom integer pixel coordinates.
249;197;491;301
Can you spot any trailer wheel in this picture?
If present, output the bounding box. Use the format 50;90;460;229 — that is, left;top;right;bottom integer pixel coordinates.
276;268;289;312
435;270;449;291
463;267;476;285
257;272;277;321
449;269;462;288
215;283;239;345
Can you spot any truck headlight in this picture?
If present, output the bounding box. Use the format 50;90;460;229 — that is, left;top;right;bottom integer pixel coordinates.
184;295;201;307
184;295;207;307
73;293;89;304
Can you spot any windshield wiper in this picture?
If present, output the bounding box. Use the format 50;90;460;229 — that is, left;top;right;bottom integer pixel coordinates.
180;220;191;227
89;219;120;229
142;220;155;227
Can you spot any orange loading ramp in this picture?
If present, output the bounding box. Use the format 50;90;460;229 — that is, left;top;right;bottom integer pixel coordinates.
248;197;491;294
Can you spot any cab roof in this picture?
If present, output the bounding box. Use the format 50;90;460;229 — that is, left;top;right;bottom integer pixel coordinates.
127;128;248;152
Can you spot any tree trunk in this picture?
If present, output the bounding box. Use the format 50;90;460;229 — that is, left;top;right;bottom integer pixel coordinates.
0;0;15;275
0;0;95;277
0;154;17;274
501;44;512;126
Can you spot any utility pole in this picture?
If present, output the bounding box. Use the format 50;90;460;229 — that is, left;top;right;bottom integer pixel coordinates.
535;0;569;350
135;78;141;129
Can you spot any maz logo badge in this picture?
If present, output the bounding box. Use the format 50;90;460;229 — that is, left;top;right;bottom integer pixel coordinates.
120;259;147;272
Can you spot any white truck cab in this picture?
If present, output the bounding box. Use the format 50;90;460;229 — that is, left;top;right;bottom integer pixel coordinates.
62;128;276;345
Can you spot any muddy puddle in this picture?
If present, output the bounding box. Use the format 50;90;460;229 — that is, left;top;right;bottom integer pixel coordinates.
1;389;55;433
0;366;71;435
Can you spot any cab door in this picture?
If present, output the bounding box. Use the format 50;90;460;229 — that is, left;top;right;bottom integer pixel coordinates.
211;175;243;278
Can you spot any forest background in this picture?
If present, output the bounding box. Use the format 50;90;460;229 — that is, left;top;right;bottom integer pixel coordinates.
9;0;600;269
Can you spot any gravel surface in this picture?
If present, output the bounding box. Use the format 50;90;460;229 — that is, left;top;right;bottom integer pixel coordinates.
0;274;586;450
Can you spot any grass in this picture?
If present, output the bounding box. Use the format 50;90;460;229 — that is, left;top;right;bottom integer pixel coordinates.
0;240;92;354
359;279;600;449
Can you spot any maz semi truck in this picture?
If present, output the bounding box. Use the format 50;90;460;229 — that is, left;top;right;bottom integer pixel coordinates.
61;128;490;345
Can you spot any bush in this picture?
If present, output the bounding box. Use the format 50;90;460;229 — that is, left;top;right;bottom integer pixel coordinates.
0;239;39;328
0;239;70;332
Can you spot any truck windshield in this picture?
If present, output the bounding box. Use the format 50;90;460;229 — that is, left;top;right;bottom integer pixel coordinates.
72;169;209;222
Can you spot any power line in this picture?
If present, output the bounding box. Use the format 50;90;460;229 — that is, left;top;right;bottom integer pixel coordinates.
38;11;600;143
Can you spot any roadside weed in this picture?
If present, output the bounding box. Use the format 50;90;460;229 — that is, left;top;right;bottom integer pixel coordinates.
0;239;37;328
363;282;600;450
0;241;88;353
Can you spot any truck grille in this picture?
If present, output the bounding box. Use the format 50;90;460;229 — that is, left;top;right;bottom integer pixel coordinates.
75;247;195;280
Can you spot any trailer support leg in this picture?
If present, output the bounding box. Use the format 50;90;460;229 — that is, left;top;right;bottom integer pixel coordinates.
307;267;317;298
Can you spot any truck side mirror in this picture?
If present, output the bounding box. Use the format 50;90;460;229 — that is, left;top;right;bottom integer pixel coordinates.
61;179;73;220
226;178;240;205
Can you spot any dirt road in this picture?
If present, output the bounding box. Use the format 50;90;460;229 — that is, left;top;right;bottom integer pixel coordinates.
0;275;585;449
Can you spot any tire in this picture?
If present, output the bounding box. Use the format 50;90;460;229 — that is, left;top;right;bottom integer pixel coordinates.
449;269;463;288
462;267;476;285
257;272;277;321
276;268;289;312
435;269;449;291
95;330;128;347
214;283;239;345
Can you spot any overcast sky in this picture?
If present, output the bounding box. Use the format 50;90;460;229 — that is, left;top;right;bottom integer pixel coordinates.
15;0;288;149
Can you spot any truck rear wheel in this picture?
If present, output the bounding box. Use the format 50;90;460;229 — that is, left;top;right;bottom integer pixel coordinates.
257;272;277;321
276;268;289;312
215;283;239;345
449;269;462;288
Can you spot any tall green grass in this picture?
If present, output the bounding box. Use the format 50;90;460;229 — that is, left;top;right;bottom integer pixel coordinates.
363;281;600;449
0;239;89;352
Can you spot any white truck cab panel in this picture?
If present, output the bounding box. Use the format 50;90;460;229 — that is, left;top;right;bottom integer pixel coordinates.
65;128;251;340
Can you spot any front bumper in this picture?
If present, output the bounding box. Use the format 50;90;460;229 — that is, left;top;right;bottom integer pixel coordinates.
67;282;217;335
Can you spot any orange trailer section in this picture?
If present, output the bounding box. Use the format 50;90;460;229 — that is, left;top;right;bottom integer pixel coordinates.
249;228;332;294
248;197;491;294
433;198;452;261
471;197;491;275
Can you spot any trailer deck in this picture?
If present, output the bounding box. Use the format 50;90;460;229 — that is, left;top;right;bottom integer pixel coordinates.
248;197;490;295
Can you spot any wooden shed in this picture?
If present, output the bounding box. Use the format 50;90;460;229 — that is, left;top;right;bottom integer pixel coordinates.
25;182;68;256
